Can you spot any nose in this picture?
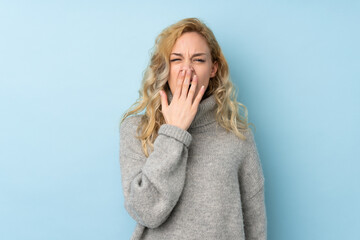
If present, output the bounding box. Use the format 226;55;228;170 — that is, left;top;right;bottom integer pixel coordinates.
180;65;195;74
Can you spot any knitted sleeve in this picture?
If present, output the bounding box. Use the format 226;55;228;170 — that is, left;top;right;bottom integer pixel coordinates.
119;115;192;229
238;129;267;239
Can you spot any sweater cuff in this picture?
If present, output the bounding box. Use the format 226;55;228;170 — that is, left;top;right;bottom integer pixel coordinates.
158;124;192;148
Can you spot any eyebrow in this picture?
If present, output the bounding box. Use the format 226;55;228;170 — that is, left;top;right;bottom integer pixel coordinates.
170;53;207;58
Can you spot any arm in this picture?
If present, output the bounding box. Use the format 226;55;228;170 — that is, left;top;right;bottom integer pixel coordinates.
119;116;192;228
238;129;267;239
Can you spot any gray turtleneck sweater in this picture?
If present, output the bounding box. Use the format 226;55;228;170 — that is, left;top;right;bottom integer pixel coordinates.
119;93;267;240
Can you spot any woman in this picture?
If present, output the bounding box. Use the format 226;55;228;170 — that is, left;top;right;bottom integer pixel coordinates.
119;17;267;240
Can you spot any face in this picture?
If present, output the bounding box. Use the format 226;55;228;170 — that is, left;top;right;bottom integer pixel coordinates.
168;32;218;99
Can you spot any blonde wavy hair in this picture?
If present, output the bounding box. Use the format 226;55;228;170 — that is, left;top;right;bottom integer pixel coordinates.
120;17;255;157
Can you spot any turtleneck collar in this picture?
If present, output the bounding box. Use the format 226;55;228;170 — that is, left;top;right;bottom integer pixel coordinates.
166;90;217;131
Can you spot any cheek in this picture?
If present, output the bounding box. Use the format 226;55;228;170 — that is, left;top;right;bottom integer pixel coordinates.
168;68;179;92
198;77;210;88
169;69;178;84
196;71;210;85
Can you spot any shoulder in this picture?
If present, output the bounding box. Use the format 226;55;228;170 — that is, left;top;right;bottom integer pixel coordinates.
211;123;256;159
119;114;145;159
120;115;143;135
225;126;258;159
241;128;256;146
119;115;144;145
237;127;258;155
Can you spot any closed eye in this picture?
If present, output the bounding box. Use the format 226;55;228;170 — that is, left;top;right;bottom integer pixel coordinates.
170;58;205;62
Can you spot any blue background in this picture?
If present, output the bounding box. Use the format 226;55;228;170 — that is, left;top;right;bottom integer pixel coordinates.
1;1;359;239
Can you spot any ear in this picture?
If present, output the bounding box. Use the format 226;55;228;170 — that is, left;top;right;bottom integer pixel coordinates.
210;61;218;78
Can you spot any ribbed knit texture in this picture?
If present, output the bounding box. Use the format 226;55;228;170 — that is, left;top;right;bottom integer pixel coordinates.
119;93;267;240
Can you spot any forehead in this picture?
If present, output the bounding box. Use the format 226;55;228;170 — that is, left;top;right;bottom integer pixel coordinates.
171;32;210;53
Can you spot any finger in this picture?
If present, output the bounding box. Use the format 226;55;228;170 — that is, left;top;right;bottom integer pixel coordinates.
192;85;206;107
173;70;185;99
186;74;197;104
159;90;168;111
181;69;191;99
